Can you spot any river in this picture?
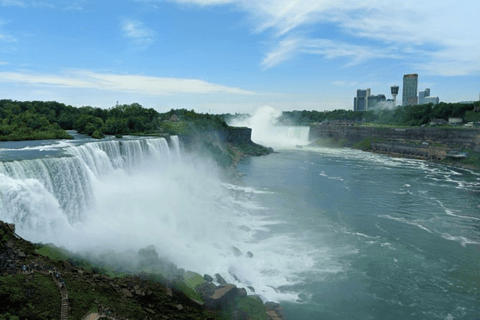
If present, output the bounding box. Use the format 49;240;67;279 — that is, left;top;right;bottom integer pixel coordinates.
1;129;479;320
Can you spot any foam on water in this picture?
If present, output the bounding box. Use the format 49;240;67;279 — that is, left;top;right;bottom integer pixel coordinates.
0;135;330;303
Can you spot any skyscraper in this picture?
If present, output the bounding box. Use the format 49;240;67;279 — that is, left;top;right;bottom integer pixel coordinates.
353;89;386;111
354;88;371;111
402;74;418;106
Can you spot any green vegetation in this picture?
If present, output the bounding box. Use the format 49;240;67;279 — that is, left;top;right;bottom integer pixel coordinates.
233;296;267;320
0;274;61;320
268;101;480;127
0;100;234;141
353;138;373;151
35;243;71;261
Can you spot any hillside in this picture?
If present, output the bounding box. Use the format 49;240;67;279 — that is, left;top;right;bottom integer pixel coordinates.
0;221;284;320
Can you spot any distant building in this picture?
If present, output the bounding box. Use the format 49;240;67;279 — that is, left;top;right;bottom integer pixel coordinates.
368;94;387;109
424;96;439;105
390;85;399;106
354;88;371;111
448;117;463;124
419;88;439;105
353;89;386;111
402;74;418;106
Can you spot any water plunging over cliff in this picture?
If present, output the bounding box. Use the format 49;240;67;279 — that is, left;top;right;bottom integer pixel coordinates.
228;106;310;149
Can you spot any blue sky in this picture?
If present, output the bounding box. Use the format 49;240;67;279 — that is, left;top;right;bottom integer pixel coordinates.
0;0;479;114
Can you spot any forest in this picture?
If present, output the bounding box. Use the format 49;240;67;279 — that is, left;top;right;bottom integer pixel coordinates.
0;100;229;141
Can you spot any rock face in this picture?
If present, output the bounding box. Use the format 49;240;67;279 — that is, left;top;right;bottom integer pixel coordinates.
310;125;480;153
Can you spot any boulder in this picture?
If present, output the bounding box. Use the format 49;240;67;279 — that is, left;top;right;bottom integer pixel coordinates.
203;274;214;282
215;273;227;285
195;282;217;301
206;284;238;310
122;288;133;298
237;287;247;298
246;251;254;258
231;246;243;257
265;301;286;320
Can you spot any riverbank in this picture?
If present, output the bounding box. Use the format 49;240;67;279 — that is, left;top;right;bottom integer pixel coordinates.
310;124;480;171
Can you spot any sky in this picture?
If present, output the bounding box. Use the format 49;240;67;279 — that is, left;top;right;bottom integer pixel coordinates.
0;0;479;114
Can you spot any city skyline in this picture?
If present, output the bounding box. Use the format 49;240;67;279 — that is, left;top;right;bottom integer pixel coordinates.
0;0;479;114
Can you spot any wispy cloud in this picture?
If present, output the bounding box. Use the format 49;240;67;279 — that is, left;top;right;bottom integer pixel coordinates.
263;37;400;68
0;69;255;95
0;0;25;7
158;0;480;75
121;19;155;49
0;20;17;44
0;61;8;65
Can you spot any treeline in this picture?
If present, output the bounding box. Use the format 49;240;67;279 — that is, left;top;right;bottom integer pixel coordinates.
0;100;231;141
277;101;480;126
158;108;229;135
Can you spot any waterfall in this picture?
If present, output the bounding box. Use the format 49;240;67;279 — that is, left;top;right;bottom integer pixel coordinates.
0;137;174;226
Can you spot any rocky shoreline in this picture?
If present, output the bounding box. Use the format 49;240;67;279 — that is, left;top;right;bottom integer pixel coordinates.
0;221;286;320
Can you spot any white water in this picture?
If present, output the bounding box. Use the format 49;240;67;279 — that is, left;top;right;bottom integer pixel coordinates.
0;135;316;302
228;106;310;149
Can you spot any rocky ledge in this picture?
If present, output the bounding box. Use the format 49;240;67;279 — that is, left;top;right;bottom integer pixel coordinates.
0;221;286;320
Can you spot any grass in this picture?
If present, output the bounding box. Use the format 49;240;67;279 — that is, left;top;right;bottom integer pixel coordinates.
35;244;71;261
352;137;372;151
0;274;61;320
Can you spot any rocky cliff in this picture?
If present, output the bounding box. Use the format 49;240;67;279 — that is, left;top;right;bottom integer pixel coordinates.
310;124;480;161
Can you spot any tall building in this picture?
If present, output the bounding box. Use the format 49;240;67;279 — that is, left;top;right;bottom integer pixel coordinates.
354;89;386;111
354;88;371;111
402;74;418;106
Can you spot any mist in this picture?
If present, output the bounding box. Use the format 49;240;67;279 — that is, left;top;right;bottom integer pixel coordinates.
228;105;311;149
0;136;312;302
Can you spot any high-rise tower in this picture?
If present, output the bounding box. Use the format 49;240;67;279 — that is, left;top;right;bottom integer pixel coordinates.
402;74;418;106
390;85;399;106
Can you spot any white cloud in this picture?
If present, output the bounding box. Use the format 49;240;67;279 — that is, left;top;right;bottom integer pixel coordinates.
0;0;25;7
159;0;480;75
263;37;400;68
0;61;9;65
121;19;155;48
0;69;255;95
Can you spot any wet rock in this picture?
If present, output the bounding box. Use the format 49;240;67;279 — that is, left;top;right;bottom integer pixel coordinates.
215;273;227;285
265;301;286;320
231;246;243;257
247;286;255;293
122;288;133;298
195;282;217;300
206;284;238;310
237;287;247;298
203;274;214;282
246;251;254;258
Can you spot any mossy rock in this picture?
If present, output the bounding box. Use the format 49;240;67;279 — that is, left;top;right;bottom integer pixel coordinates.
183;271;205;289
233;295;267;320
172;277;204;303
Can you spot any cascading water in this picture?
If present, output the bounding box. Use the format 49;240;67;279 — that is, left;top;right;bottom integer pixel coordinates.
227;105;310;149
0;134;316;303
